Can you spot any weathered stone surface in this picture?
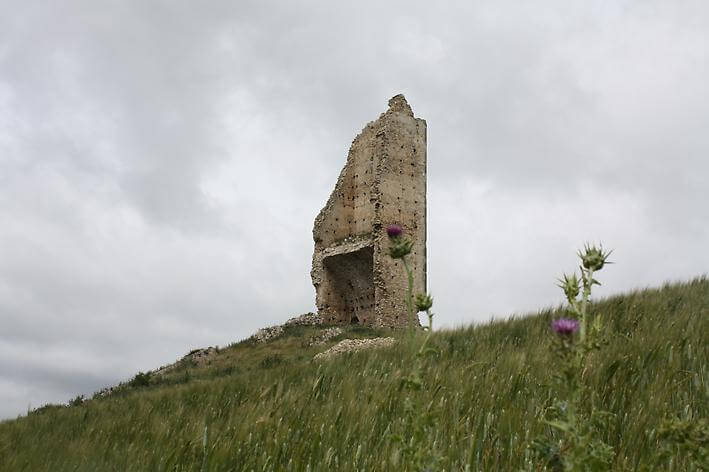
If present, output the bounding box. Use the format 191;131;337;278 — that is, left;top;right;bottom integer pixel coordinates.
250;312;323;344
154;346;218;375
251;325;284;343
308;327;343;346
311;94;427;328
284;312;322;327
313;337;396;360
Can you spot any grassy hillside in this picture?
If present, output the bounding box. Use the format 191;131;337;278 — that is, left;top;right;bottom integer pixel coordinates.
1;277;707;471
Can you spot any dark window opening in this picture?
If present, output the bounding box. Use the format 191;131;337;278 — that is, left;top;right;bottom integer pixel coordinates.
323;245;375;325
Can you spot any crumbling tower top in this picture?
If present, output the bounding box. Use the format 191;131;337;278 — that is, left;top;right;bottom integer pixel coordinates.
388;93;413;115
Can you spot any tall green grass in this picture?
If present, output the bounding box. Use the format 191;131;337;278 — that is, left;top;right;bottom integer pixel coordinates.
1;278;707;471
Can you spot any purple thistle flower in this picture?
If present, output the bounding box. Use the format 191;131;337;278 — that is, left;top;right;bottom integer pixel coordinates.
386;224;403;238
551;318;579;336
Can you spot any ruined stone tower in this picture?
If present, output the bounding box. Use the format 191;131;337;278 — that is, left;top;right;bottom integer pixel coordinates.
311;94;426;328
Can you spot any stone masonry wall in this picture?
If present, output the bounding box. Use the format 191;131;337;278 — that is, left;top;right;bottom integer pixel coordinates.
311;95;426;328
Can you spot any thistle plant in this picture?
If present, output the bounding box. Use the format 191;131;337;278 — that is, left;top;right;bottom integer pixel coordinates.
529;244;615;472
561;244;612;344
387;224;416;336
415;293;435;353
387;224;441;470
390;394;442;471
391;293;441;471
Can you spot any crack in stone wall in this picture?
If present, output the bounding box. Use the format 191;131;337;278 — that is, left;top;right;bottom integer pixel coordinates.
311;94;426;328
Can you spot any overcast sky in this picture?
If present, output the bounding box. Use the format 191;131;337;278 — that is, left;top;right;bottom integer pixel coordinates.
1;0;707;420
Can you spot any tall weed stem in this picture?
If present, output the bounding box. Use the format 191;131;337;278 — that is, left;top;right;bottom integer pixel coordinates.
402;257;415;337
